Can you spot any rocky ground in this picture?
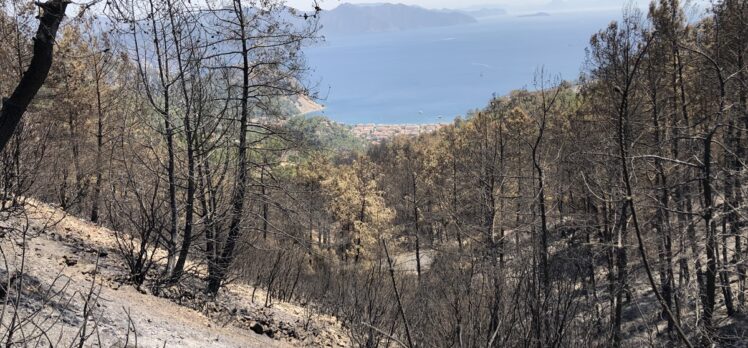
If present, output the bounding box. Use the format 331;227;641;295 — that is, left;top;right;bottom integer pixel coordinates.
0;200;350;347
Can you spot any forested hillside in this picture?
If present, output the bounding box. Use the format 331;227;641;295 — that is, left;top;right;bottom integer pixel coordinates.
1;0;747;347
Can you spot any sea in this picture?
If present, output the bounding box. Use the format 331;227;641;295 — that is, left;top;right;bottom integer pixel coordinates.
303;10;622;124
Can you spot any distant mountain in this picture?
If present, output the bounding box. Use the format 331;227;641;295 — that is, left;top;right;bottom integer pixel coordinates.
320;3;477;35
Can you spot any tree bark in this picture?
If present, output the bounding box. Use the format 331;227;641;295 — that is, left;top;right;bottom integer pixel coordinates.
0;0;70;153
90;56;105;223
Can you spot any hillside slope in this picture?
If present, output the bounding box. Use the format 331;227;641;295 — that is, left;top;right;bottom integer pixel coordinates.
0;200;349;347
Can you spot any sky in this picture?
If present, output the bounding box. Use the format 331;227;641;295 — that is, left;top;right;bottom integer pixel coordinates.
285;0;662;11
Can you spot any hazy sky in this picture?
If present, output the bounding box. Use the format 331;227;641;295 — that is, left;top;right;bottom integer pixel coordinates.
285;0;536;10
285;0;658;11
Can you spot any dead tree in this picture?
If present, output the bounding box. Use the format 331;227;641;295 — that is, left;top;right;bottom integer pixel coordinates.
0;0;70;153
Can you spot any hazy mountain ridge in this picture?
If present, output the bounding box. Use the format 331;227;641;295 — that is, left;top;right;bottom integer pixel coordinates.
320;3;477;34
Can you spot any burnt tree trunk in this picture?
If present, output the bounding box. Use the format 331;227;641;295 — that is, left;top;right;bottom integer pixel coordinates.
0;1;70;153
206;0;251;295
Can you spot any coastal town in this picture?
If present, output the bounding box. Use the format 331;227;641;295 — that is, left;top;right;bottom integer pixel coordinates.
351;123;448;144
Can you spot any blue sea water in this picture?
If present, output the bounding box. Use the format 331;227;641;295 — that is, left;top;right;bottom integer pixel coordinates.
304;10;621;124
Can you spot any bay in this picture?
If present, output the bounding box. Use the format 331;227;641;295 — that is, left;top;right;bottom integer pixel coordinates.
304;10;620;124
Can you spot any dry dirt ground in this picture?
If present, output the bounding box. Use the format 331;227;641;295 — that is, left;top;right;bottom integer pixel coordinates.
0;200;350;347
